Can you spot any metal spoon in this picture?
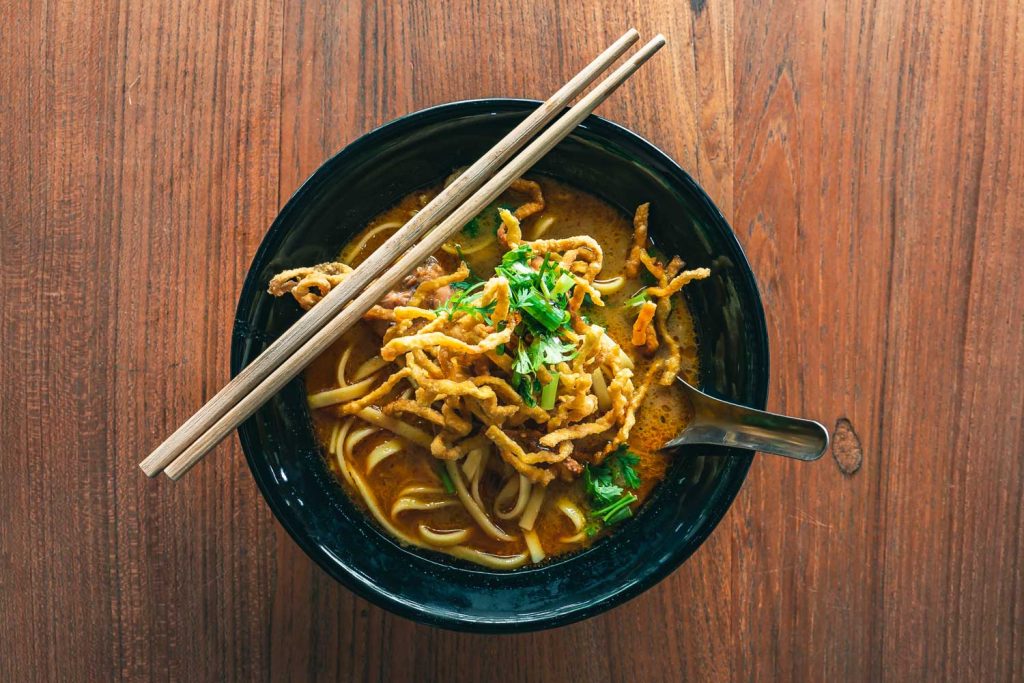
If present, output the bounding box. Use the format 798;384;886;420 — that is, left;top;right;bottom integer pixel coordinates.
662;378;829;461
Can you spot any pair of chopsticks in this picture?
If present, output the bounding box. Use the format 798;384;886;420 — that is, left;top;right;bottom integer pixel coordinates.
140;28;666;480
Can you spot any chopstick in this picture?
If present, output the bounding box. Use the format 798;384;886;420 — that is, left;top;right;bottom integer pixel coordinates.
154;33;666;480
139;29;640;478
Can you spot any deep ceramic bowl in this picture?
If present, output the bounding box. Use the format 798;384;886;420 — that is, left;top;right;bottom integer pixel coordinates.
232;99;768;632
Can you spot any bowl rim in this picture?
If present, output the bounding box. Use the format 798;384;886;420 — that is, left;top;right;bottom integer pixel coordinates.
232;98;769;631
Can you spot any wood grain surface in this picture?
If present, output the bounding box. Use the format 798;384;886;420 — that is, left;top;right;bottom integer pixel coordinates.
1;1;1021;681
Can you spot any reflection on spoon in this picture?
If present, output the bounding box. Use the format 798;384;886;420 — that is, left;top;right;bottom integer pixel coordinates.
662;377;829;461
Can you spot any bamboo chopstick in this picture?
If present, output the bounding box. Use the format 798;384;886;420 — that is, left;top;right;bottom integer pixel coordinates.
160;34;666;480
138;29;641;478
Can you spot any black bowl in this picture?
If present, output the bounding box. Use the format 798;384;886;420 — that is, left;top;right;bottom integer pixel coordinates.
232;99;769;632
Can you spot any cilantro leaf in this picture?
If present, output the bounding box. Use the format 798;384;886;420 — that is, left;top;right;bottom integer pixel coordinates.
584;463;624;506
534;335;578;365
512;343;534;375
611;444;642;489
583;446;643;531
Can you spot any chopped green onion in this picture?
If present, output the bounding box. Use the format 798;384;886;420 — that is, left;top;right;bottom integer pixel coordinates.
517;290;568;331
540;373;560;410
551;272;576;297
624;289;650;308
593;493;638;524
438;465;456;494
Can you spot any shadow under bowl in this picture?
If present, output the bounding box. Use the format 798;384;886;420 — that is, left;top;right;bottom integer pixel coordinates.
231;99;769;632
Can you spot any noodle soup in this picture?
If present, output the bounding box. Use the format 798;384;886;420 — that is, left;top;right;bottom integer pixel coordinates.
271;176;707;569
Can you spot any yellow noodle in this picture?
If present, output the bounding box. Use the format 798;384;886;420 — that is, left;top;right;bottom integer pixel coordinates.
308;373;379;409
391;497;459;516
347;467;423;548
556;498;586;540
495;475;531;521
339;368;412;414
356;407;432;448
592;276;625;295
528;214;555;239
470;449;490;511
445;460;515;542
418;525;471;547
340;220;402;264
519;486;546;531
333;419;355;488
523;529;546;563
345;425;377;457
398;484;445;497
335;345;354;387
445;546;529;570
366;438;403;474
461;447;485;480
353;355;388;381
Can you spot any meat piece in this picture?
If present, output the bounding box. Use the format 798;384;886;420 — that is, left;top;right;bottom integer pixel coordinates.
504;428;546;453
556;456;584;482
379;257;452;310
365;256;452;335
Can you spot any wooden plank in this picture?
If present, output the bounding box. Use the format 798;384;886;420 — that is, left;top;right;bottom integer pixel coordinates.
0;0;283;680
874;2;1024;678
0;0;125;679
109;0;284;679
732;0;896;676
733;0;1024;680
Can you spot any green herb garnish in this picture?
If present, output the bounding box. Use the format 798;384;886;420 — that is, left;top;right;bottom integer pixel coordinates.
584;463;624;506
437;279;496;322
583;445;643;534
461;217;481;238
488;244;580;404
539;373;560;410
611;444;641;489
624;288;650;308
592;493;638;524
438;465;456;494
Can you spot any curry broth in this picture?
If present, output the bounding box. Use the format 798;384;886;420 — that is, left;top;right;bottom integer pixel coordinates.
304;177;699;561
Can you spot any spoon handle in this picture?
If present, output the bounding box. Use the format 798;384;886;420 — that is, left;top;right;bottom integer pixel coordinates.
666;391;830;461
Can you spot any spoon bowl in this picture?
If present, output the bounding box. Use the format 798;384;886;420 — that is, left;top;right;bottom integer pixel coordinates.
663;378;829;461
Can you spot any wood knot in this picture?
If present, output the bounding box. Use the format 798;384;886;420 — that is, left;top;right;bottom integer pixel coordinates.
831;418;863;475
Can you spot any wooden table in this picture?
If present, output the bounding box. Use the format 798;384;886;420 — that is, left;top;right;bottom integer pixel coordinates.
3;1;1022;681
